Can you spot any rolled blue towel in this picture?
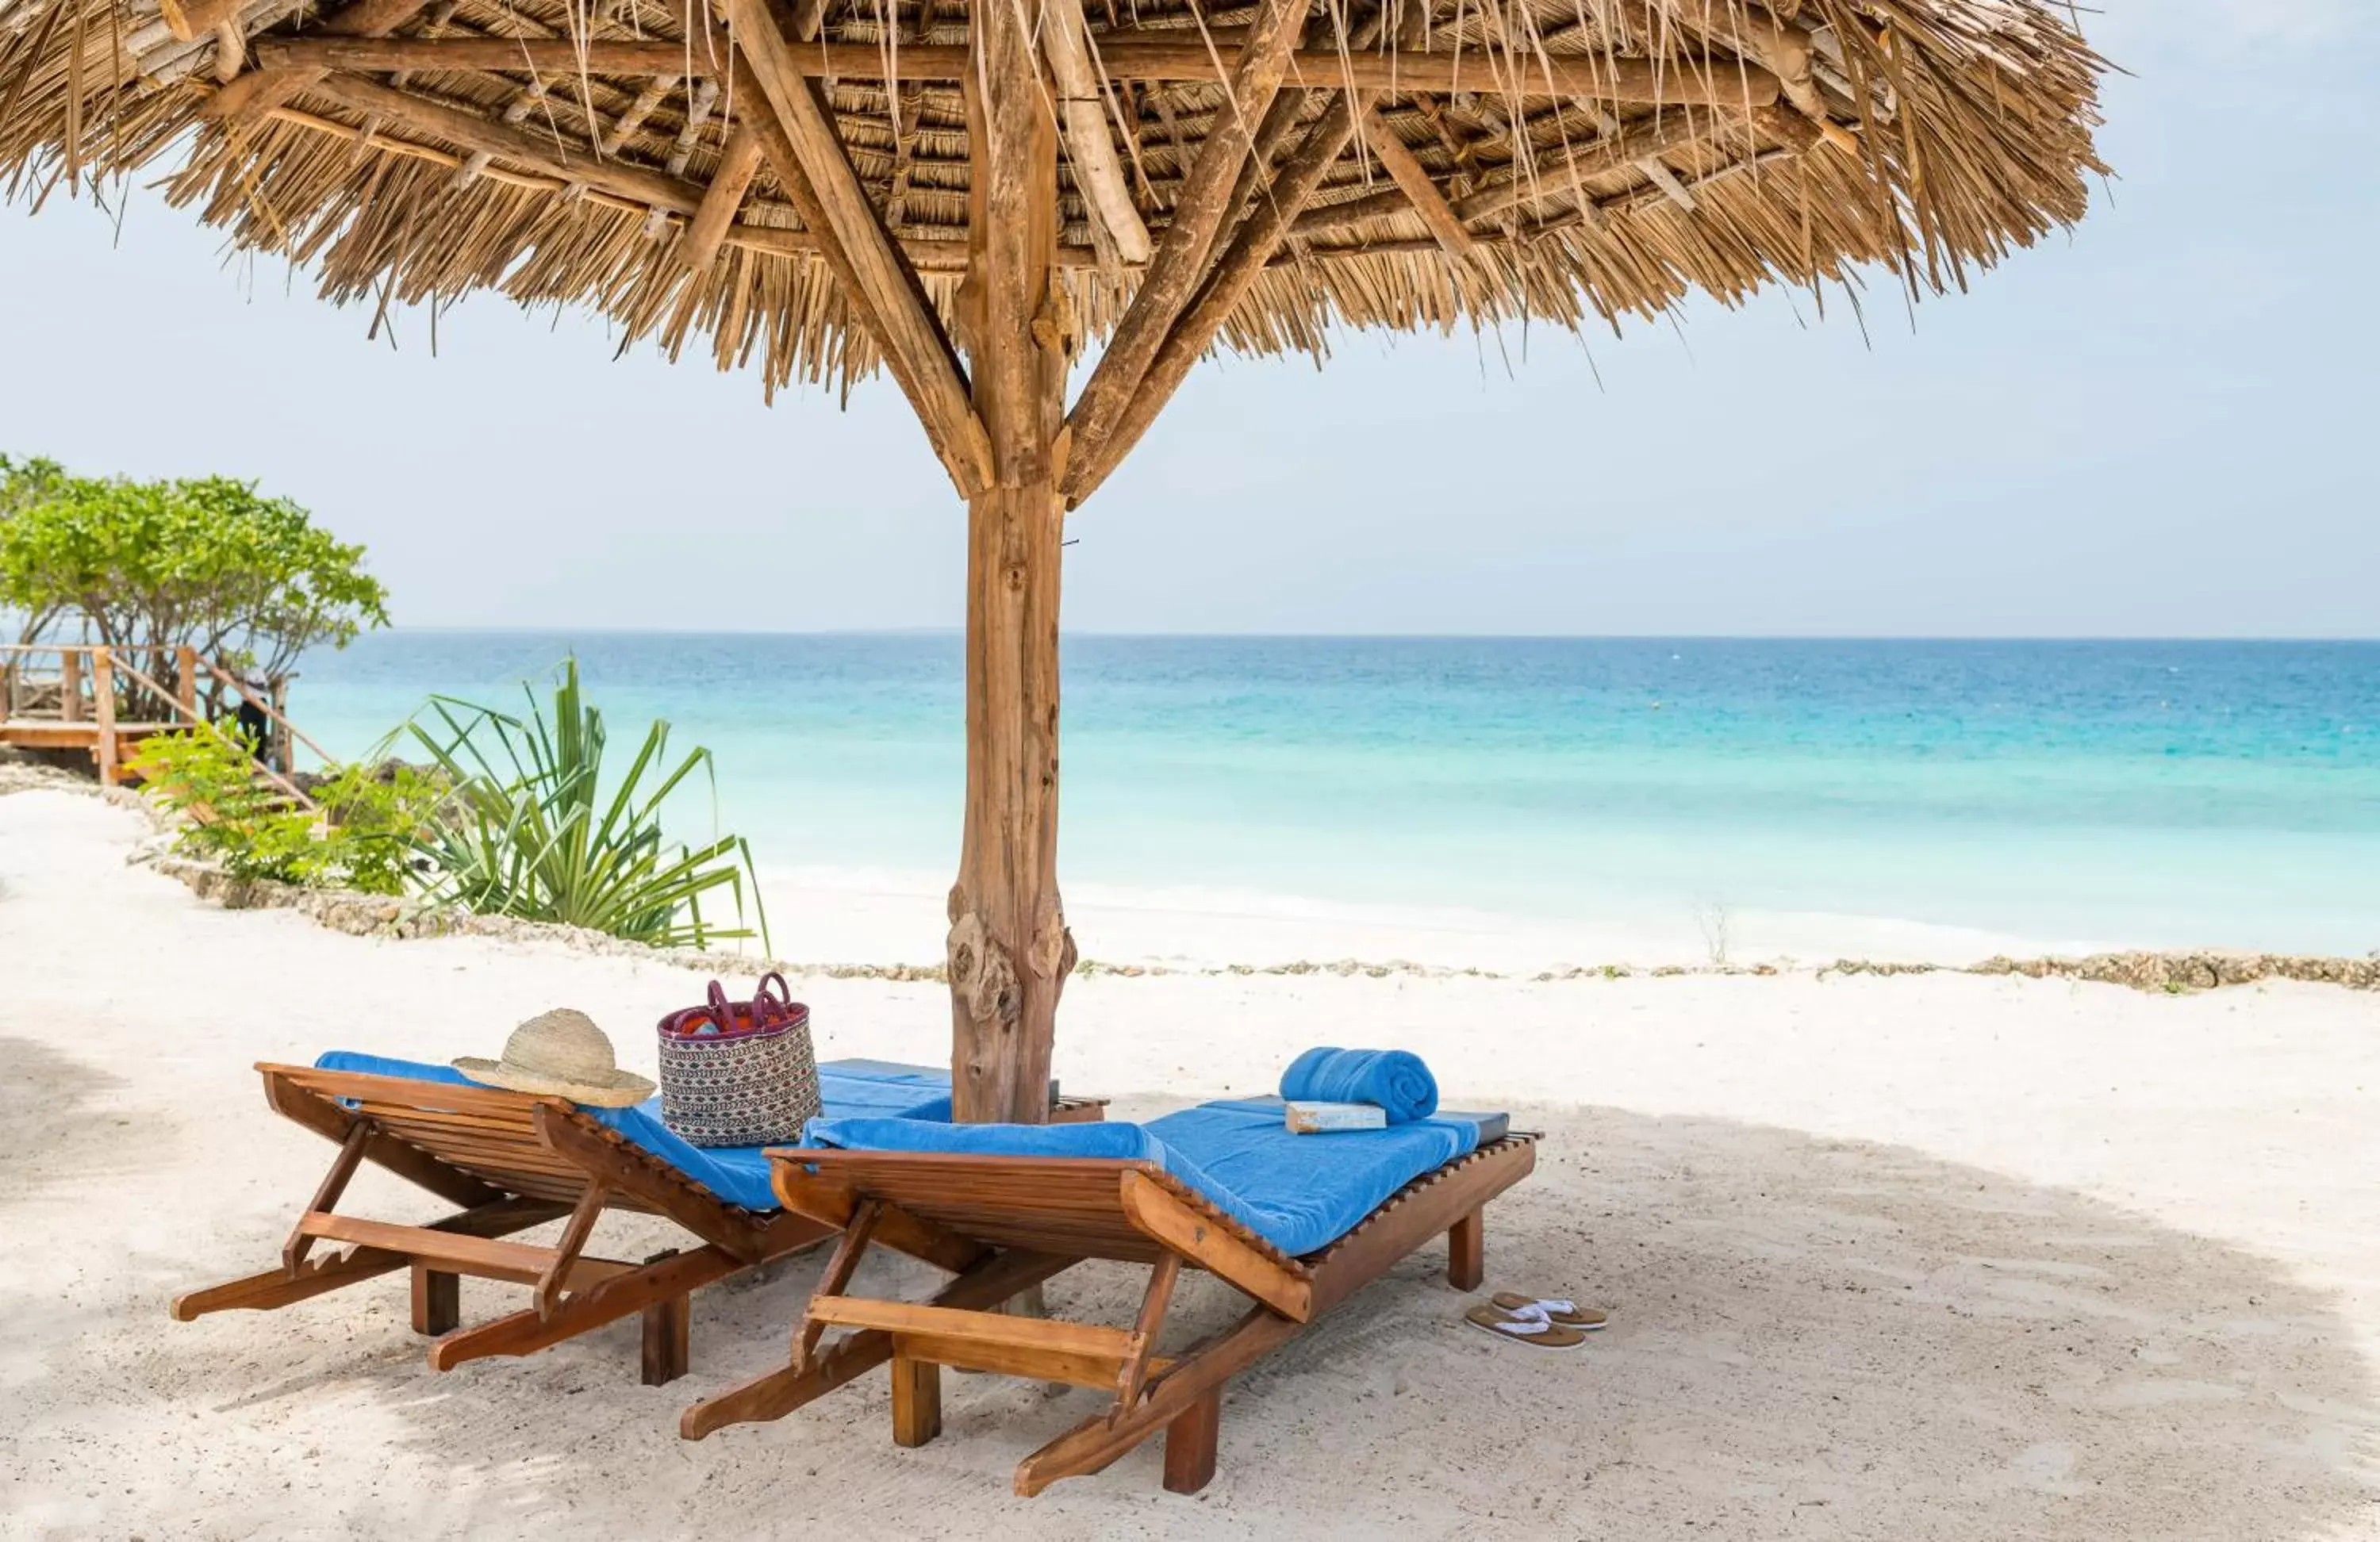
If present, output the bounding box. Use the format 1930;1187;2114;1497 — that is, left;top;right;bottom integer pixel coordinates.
1279;1047;1438;1124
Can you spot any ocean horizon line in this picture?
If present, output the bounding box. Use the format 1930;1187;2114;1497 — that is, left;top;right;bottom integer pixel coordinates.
348;625;2380;646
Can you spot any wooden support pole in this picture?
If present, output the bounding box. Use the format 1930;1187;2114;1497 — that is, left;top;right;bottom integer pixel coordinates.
90;646;118;786
945;0;1073;1126
175;645;198;718
59;649;83;723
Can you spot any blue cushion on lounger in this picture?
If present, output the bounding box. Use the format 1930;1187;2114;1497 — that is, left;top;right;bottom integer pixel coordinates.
805;1099;1488;1257
313;1052;955;1213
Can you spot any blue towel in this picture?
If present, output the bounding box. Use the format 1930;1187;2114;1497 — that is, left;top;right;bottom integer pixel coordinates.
313;1052;954;1212
805;1099;1484;1257
1279;1047;1438;1123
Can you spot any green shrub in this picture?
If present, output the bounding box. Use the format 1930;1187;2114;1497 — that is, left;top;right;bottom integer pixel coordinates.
129;731;440;896
404;658;767;950
313;760;447;896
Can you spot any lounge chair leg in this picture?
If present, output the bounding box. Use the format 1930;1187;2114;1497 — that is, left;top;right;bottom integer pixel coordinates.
1161;1388;1221;1494
412;1264;461;1336
891;1353;942;1448
643;1297;691;1386
1448;1208;1484;1291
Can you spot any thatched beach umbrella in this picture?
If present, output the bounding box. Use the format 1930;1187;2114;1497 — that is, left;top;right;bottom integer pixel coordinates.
2;0;2106;1120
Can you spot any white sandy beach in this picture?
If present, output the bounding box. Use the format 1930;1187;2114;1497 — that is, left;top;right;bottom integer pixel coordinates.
4;785;2378;1540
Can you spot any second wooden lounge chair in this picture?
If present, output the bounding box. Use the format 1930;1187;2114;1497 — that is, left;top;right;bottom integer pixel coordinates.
681;1101;1534;1494
172;1057;1102;1385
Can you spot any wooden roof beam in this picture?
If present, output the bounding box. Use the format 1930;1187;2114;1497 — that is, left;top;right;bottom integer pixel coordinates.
1608;0;1852;151
1068;88;1369;505
679;123;764;272
1451;109;1714;224
1356;103;1474;254
248;35;1779;106
1039;0;1153;271
253;97;1113;270
1291;185;1407;236
204;0;437;125
159;0;243;43
301;71;703;211
1061;0;1308;493
720;0;993;496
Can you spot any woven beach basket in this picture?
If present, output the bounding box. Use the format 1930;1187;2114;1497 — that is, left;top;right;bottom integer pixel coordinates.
656;973;820;1148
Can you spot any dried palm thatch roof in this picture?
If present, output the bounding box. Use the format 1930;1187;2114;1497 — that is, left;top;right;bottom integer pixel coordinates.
1;0;2105;489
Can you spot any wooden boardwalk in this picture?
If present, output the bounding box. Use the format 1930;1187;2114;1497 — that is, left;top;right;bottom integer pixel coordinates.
1;644;317;800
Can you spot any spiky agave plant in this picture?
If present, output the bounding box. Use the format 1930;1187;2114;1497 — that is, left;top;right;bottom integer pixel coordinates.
405;658;768;950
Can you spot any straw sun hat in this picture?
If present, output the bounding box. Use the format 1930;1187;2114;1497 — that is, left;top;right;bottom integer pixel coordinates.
453;1009;655;1107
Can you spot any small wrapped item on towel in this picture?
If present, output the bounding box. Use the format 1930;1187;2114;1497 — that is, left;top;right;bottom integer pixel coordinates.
1280;1047;1438;1124
1284;1100;1388;1133
657;973;821;1148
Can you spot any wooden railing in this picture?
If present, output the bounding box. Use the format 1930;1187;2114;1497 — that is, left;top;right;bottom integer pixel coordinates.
0;642;323;807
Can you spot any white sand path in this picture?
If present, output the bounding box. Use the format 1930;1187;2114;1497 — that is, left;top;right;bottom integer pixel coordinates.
2;788;2377;1539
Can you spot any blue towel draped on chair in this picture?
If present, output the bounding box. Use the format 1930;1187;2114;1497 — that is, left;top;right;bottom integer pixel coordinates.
314;1052;954;1212
806;1096;1488;1257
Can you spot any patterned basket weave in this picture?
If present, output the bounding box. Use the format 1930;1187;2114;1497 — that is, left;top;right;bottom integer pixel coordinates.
656;973;821;1149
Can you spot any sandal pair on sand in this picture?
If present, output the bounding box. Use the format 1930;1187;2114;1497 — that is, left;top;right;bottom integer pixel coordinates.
1466;1293;1610;1350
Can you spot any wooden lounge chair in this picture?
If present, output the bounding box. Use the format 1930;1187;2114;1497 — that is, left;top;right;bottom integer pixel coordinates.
170;1063;1092;1384
681;1130;1536;1493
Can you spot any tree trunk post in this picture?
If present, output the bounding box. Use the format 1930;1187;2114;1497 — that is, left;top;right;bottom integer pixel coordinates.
269;676;293;773
945;2;1074;1125
91;646;119;786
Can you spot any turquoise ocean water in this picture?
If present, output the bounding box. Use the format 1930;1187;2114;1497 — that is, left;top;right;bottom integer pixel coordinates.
292;634;2380;957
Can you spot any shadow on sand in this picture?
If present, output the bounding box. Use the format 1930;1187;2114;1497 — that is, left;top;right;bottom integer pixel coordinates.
0;1034;143;1203
68;1106;2380;1539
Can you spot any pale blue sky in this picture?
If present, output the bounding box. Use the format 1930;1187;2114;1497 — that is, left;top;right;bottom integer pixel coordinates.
2;4;2373;637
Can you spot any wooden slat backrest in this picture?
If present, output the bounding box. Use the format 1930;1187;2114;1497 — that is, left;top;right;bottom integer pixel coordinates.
789;1152;1165;1260
263;1064;620;1211
785;1150;1311;1275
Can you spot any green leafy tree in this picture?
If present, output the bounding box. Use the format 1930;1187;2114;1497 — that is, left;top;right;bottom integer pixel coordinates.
0;462;389;708
0;455;69;645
